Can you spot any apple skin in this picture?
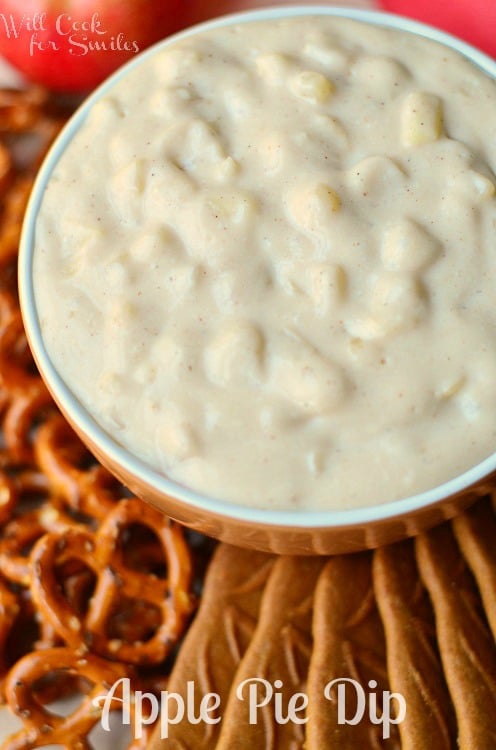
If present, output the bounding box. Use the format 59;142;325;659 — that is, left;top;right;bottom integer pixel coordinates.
0;0;190;92
380;0;496;58
182;0;337;26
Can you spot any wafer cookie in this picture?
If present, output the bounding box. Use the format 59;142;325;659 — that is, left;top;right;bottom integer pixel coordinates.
149;543;274;750
416;524;496;750
216;555;324;750
373;540;456;750
305;553;399;749
452;495;496;639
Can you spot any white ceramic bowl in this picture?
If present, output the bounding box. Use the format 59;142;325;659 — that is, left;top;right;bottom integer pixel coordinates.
19;6;496;555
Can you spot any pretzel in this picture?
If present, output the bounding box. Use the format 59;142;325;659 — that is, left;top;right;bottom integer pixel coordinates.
1;387;53;466
0;176;36;277
0;575;19;698
0;583;60;706
0;87;50;133
31;499;194;665
0;468;52;527
0;467;82;585
0;289;16;328
0;307;53;463
0;309;55;465
0;471;16;526
3;646;132;750
0;506;75;586
0;142;12;195
34;414;121;520
0;89;67;179
0;91;66;288
0;313;41;396
13;588;59;652
0;86;195;747
0;293;22;421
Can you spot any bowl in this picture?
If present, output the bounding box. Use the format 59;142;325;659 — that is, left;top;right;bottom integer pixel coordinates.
19;6;496;555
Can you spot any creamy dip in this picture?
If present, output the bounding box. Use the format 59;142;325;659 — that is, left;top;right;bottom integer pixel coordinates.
34;16;496;510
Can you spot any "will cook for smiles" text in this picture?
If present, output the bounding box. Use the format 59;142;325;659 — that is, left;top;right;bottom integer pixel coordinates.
0;12;139;57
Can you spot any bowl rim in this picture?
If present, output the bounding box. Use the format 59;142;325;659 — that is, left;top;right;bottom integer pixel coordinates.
19;4;496;530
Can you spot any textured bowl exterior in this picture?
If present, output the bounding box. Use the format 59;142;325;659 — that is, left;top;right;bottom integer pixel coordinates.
19;6;496;555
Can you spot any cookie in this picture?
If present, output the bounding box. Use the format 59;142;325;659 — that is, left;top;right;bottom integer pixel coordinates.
216;555;324;750
452;495;496;639
148;543;275;749
306;553;399;749
416;524;496;750
374;540;456;750
147;499;496;750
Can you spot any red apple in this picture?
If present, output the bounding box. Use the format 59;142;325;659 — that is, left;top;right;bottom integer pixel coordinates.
380;0;496;58
0;0;190;92
182;0;342;27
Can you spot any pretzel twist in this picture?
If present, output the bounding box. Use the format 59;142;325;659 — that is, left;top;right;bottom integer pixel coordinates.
34;415;121;520
0;310;53;463
0;471;17;526
0;468;51;527
3;647;131;750
0;583;61;706
0;575;20;697
0;469;82;586
31;499;194;665
0;87;49;133
0;314;41;396
0;505;78;586
0;86;196;747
